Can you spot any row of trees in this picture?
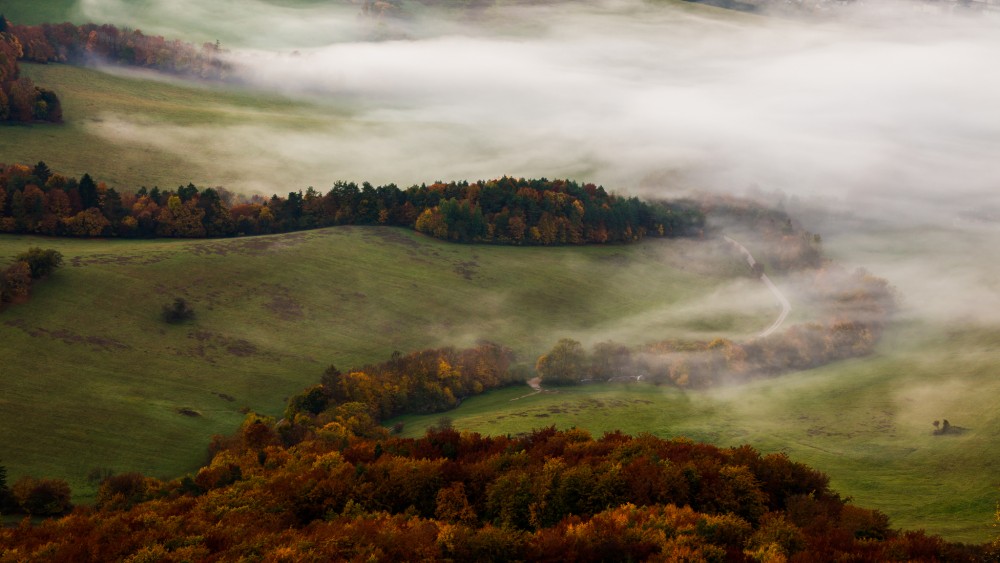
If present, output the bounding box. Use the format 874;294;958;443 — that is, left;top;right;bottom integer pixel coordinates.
273;342;522;447
4;17;230;80
0;162;705;243
0;18;63;124
536;265;895;388
0;247;62;308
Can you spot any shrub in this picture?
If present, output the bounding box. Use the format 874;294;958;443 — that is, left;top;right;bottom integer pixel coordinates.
162;297;195;323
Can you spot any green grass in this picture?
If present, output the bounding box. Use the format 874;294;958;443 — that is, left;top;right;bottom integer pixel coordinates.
0;0;80;25
394;318;1000;544
0;229;767;503
2;63;330;191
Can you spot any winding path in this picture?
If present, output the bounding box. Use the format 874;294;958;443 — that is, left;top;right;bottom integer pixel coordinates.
723;235;792;338
510;377;547;401
514;237;792;398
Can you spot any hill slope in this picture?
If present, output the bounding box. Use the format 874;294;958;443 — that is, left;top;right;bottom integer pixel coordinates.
0;228;767;501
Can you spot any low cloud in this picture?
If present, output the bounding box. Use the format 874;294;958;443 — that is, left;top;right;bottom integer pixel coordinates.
75;0;1000;328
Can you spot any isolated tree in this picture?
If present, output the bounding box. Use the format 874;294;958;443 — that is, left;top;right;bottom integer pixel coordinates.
161;297;195;323
536;338;587;386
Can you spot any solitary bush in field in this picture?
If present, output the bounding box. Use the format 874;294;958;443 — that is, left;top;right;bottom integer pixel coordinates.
162;297;195;323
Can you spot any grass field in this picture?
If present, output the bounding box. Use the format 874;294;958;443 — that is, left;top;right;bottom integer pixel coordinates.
394;223;1000;544
3;63;333;192
0;229;768;503
0;0;80;26
393;320;1000;543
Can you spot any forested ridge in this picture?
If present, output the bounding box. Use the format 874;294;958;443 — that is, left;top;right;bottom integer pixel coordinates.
0;344;990;561
5;18;229;80
0;162;704;244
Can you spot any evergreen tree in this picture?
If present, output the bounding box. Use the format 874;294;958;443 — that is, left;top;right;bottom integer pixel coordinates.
78;173;99;210
0;14;8;34
32;161;52;184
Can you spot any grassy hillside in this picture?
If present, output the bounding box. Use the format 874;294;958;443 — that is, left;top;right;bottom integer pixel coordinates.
0;229;768;502
395;298;1000;544
2;63;329;192
0;0;79;25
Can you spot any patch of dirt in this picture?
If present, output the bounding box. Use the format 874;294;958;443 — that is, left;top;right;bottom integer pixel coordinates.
170;330;268;364
70;253;169;267
453;260;479;280
212;391;236;402
176;407;201;417
187;232;313;257
367;228;424;253
261;283;305;321
3;320;131;352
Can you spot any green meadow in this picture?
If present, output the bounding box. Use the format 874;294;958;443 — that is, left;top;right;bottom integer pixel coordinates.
3;63;328;191
394;320;1000;543
394;224;1000;545
0;230;768;503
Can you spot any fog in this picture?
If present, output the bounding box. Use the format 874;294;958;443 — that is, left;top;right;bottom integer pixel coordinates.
77;0;1000;227
72;0;1000;322
53;0;1000;539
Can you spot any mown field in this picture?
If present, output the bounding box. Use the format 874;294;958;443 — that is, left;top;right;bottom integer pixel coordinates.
0;229;768;503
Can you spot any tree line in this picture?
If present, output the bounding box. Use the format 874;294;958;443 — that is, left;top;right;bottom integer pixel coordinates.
536;264;895;388
0;17;63;124
4;16;230;80
271;342;523;446
0;161;705;244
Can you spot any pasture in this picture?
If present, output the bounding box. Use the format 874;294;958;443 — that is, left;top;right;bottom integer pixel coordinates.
0;229;766;502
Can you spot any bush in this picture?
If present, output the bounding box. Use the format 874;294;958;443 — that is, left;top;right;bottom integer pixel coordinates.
11;476;73;516
162;297;195;323
14;247;63;279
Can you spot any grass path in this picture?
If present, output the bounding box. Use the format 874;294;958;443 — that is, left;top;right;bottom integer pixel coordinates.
723;235;791;338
